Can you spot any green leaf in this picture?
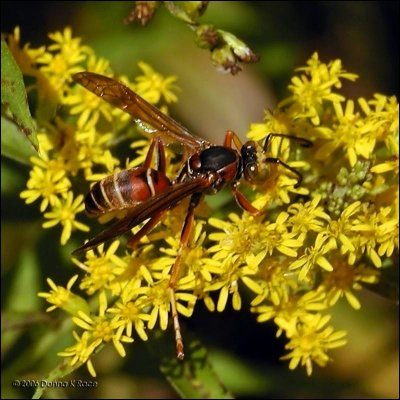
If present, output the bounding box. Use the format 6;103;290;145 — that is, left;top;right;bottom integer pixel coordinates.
1;39;38;151
149;330;234;399
210;350;272;395
1;116;37;164
5;247;41;312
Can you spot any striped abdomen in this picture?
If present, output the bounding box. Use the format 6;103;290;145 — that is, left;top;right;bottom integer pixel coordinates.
85;167;171;217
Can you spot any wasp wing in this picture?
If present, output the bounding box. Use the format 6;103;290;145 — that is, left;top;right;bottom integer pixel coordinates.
73;72;208;151
72;176;210;255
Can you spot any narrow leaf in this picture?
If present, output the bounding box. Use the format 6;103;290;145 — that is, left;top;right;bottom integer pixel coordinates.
1;116;37;164
1;39;38;150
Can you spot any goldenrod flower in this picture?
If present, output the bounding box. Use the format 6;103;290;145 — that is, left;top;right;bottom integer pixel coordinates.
43;191;89;245
134;279;197;330
135;61;179;104
72;292;133;360
281;314;347;376
321;258;379;309
65;63;114;130
287;196;331;234
350;205;399;267
252;290;327;336
107;295;151;341
58;331;101;377
38;275;90;315
36;27;91;92
280;52;358;125
289;235;335;281
315;201;361;257
20;156;71;212
74;241;128;295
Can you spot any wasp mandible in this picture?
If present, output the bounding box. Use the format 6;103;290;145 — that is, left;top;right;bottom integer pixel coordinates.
72;72;312;360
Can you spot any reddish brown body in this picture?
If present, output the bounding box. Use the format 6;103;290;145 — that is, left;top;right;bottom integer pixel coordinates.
85;167;171;217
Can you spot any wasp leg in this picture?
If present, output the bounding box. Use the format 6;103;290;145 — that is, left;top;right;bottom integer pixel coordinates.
262;134;312;187
126;210;167;248
126;138;168;248
168;193;202;360
263;133;312;152
143;137;166;172
224;129;243;150
231;185;261;215
264;157;304;188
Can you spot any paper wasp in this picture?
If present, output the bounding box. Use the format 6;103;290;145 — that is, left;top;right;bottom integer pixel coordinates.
72;71;312;360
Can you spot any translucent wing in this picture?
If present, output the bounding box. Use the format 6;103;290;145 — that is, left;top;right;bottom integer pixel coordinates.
73;72;208;151
72;176;210;255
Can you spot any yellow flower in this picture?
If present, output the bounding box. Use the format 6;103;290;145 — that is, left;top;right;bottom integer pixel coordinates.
364;94;399;153
58;331;101;377
287;195;331;234
43;191;89;245
204;253;262;312
315;100;378;167
321;257;379;309
316;201;362;259
74;241;128;295
249;256;292;307
289;234;336;281
65;65;115;130
72;292;134;358
252;291;327;336
208;213;262;259
281;314;347;376
20;156;71;212
134;279;197;330
47;27;89;59
135;61;179;104
107;296;151;342
280;52;358;125
350;205;399;267
37;275;90;315
36;27;91;92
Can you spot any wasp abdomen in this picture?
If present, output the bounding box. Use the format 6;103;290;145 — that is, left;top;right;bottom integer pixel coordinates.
85;168;171;217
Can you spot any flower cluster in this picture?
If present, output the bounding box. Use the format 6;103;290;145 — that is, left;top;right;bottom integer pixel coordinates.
9;27;398;377
12;27;178;246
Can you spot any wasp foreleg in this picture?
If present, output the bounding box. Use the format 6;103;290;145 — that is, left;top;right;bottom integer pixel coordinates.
224;129;243;150
231;185;261;215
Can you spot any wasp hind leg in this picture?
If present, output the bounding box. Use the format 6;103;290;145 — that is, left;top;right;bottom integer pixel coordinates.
126;138;168;248
143;136;166;172
168;193;202;360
